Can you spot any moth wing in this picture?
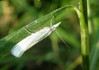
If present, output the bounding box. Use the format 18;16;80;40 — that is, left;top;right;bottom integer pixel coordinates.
10;27;51;58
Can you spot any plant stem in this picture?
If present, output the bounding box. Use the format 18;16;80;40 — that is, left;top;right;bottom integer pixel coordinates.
79;0;89;70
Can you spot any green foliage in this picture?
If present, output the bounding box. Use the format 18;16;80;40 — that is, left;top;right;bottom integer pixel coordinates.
0;5;74;57
0;0;99;70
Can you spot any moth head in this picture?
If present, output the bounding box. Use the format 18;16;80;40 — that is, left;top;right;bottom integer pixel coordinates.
51;22;61;31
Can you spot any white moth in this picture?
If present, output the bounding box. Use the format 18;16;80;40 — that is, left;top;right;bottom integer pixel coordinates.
10;22;61;58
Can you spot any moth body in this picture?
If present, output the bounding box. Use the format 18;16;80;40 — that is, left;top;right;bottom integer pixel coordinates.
10;22;61;58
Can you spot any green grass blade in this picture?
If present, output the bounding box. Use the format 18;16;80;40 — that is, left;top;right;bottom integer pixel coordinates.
90;28;99;70
90;18;99;70
0;5;74;57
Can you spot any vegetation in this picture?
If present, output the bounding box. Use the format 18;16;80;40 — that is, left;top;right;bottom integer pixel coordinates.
0;0;99;70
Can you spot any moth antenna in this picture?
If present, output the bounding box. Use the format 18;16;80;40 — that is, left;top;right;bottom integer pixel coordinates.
55;31;70;48
50;16;54;26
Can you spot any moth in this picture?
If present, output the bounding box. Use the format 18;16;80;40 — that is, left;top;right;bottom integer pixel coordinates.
10;22;61;58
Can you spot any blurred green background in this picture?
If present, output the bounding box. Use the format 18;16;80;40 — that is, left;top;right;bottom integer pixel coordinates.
0;0;99;70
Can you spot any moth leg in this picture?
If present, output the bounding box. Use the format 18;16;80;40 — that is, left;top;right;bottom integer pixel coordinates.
55;31;70;48
23;27;32;34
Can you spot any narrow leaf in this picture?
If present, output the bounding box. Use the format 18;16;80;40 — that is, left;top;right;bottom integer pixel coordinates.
0;5;74;57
